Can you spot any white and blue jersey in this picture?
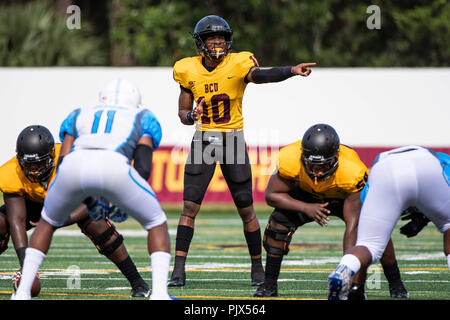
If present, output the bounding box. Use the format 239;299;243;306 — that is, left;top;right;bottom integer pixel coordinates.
21;79;173;301
41;104;166;231
59;105;162;161
356;146;450;263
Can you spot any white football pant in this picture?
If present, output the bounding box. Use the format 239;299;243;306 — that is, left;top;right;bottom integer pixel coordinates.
356;148;450;263
42;149;167;230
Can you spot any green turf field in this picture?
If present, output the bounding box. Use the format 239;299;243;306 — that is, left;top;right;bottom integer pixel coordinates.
0;204;448;300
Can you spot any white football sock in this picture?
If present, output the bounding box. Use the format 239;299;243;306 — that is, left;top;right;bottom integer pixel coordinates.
15;248;46;296
339;254;362;274
149;251;171;299
447;254;450;271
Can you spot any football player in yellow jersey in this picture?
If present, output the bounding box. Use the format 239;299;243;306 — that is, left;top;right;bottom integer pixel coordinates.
254;124;408;299
0;125;150;297
169;15;316;287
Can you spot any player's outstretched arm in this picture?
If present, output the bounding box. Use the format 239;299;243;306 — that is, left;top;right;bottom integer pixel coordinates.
246;62;316;84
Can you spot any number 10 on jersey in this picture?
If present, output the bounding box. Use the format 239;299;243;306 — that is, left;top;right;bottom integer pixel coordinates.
198;94;231;124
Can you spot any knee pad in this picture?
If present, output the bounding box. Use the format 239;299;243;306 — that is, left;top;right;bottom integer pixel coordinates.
263;218;296;256
233;190;253;208
86;219;124;256
183;184;203;204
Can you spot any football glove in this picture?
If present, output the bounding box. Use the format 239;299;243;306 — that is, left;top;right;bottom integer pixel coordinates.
86;199;128;223
107;205;128;223
399;207;430;238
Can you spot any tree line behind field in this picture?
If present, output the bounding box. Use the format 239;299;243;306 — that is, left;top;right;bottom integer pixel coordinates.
1;0;448;67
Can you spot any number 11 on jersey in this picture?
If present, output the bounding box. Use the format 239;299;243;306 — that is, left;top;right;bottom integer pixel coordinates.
91;110;116;134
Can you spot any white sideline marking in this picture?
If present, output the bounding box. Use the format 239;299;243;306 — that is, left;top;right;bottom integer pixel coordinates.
398;252;445;260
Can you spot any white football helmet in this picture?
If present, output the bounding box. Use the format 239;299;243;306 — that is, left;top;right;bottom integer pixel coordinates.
99;78;142;108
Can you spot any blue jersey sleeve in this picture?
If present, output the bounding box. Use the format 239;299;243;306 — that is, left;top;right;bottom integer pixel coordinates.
59;108;80;142
140;110;162;150
434;151;450;187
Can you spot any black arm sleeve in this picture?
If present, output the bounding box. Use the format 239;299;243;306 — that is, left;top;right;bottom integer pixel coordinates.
250;66;294;84
133;144;153;180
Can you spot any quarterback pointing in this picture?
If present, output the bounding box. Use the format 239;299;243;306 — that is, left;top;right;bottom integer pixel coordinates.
169;15;316;287
12;78;173;300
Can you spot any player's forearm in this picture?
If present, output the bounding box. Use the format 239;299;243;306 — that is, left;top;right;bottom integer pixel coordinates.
9;224;28;250
4;195;28;249
178;109;195;125
265;191;306;212
133;144;153;180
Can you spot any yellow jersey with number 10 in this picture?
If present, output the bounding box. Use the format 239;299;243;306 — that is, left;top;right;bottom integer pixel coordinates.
173;52;259;132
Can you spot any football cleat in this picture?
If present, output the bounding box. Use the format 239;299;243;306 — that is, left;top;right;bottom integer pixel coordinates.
251;276;265;287
253;284;278;297
168;269;186;287
389;280;409;298
131;283;150;298
167;277;185;287
328;264;354;300
347;283;367;300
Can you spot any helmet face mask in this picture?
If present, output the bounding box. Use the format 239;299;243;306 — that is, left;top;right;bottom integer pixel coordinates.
202;33;228;60
16;125;55;183
192;15;233;61
302;154;338;182
18;152;55;183
301;124;340;182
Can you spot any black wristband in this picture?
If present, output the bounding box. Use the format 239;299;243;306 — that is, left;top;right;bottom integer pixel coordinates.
251;66;294;84
186;111;195;124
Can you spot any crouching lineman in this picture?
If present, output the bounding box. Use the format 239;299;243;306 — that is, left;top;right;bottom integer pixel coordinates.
12;78;174;300
328;146;450;300
0;124;150;297
254;123;408;299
